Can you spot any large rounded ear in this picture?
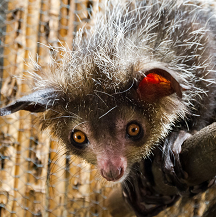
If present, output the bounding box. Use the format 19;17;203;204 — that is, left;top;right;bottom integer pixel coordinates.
136;68;184;103
0;88;59;116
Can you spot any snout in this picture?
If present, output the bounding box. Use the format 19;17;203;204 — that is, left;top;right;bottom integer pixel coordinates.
97;156;127;182
101;166;124;181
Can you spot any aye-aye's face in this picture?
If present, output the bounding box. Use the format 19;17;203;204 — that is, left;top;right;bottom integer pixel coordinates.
42;69;180;182
56;101;153;182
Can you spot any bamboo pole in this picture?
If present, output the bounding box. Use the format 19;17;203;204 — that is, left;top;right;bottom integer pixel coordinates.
42;0;67;216
89;167;112;217
101;183;112;217
66;156;85;216
25;0;52;214
0;141;17;216
66;0;75;49
37;0;51;66
89;168;100;216
11;0;41;216
25;131;50;217
49;0;61;47
59;0;68;44
75;0;88;31
47;140;66;217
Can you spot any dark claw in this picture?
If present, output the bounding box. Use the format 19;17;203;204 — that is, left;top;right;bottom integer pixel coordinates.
122;160;180;217
161;131;191;193
161;130;216;197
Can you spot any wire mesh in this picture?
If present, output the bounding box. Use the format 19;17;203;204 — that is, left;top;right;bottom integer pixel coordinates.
0;0;216;217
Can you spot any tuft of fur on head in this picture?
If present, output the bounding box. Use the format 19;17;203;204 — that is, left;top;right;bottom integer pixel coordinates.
26;0;216;177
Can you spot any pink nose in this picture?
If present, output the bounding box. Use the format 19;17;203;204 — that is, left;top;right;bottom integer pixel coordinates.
100;167;124;181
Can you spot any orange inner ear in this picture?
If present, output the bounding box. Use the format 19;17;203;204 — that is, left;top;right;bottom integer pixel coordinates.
137;73;175;102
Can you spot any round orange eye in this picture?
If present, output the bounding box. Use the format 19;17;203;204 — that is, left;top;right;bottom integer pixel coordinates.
126;122;144;141
127;123;140;137
72;131;87;144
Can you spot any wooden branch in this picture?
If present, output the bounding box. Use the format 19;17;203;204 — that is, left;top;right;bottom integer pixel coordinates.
107;122;216;217
181;123;216;185
153;122;216;195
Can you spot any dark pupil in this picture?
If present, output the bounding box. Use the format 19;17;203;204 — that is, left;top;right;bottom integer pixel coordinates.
132;128;136;132
77;135;82;140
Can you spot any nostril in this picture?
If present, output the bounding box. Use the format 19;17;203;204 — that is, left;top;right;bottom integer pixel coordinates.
118;167;124;178
101;167;124;181
115;166;124;180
